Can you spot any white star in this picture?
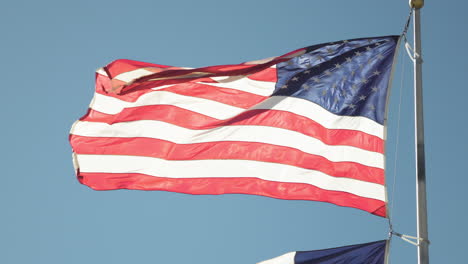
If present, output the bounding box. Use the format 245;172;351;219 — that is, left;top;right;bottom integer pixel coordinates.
292;77;299;81
361;78;368;84
346;57;352;63
324;70;332;76
355;51;362;56
321;90;327;96
359;95;367;101
313;77;320;82
369;105;376;110
352;84;358;90
371;86;378;92
349;104;356;109
343;40;349;43
373;70;381;76
366;46;372;51
303;84;310;90
376;54;384;60
335;63;341;69
281;85;288;89
326;47;334;54
375;42;382;46
304;70;311;74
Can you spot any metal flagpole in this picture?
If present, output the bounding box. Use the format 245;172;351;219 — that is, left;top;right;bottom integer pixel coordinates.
409;1;429;264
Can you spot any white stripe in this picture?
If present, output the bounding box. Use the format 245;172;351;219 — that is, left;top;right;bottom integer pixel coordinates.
90;91;244;120
116;68;154;83
75;154;386;201
96;68;107;76
198;76;275;96
257;252;296;264
90;91;383;138
243;56;276;65
253;96;384;138
71;120;384;168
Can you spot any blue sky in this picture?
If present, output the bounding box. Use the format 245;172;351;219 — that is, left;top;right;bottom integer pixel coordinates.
1;1;467;263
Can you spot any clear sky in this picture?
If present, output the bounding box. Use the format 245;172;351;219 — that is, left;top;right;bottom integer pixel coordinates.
1;1;466;263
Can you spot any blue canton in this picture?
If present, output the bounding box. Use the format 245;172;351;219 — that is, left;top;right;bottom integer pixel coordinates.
274;36;399;125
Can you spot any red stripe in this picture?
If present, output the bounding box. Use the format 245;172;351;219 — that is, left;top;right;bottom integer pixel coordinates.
134;62;273;81
81;106;384;153
157;83;266;109
105;59;172;78
95;71;221;101
70;136;384;184
76;172;386;217
81;106;217;127
95;73;148;102
247;67;277;82
95;72;268;107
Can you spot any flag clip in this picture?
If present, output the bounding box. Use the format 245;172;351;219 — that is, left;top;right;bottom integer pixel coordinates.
404;41;423;64
391;231;430;246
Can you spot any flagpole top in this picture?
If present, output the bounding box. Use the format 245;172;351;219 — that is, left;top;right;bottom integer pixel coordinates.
409;0;424;9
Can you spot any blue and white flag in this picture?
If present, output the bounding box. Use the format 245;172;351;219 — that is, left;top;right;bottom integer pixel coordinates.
258;240;387;264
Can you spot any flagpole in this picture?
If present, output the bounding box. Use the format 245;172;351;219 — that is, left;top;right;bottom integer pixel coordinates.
409;1;429;264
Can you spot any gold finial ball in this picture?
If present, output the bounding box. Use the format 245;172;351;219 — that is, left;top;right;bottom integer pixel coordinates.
409;0;424;9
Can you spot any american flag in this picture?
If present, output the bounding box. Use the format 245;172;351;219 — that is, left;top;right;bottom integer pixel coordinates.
70;36;399;217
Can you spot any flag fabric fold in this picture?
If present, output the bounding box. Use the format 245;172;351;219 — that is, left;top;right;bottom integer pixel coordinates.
258;240;388;264
70;36;399;217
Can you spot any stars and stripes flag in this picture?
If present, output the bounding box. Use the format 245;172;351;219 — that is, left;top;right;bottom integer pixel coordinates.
69;35;399;217
258;240;388;264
